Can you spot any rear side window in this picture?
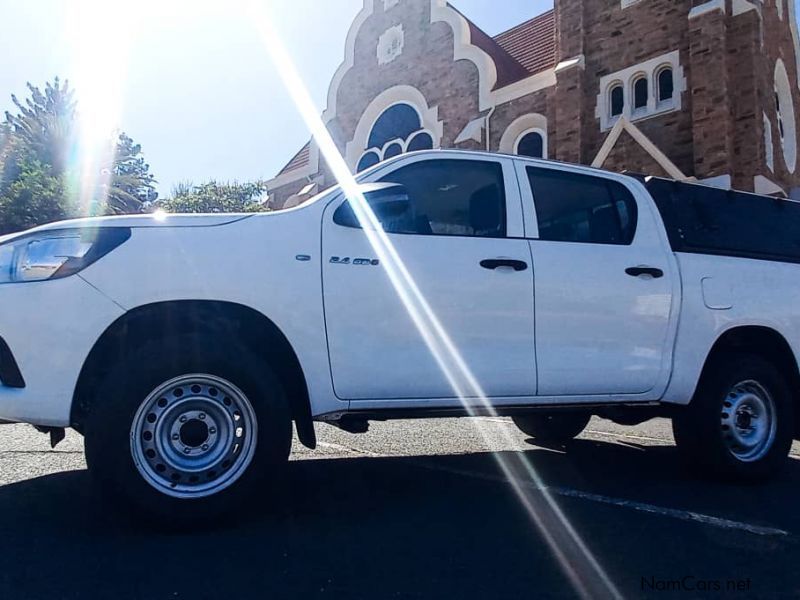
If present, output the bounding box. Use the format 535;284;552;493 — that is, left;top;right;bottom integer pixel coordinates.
379;159;507;238
527;167;638;245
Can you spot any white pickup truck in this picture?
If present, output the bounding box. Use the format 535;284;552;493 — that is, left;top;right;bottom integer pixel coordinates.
1;149;798;519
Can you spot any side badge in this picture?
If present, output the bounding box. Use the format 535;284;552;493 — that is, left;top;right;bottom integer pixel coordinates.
330;256;380;266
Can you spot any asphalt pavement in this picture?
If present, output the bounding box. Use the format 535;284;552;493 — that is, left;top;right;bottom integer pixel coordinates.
0;417;798;599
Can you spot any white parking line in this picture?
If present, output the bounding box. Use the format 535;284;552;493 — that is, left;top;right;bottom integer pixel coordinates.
317;441;384;458
413;462;791;538
584;429;670;444
317;442;790;538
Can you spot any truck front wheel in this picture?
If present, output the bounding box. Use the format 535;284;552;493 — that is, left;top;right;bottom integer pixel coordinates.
84;334;292;523
512;413;591;445
673;353;794;481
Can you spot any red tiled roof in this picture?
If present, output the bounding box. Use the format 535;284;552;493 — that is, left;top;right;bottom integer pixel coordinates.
277;141;310;177
493;10;557;77
451;6;531;90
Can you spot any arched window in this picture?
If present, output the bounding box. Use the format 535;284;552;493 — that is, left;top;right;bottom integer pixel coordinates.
357;103;433;171
407;131;434;152
776;91;785;140
774;59;796;173
367;104;421;149
499;114;548;156
357;151;381;173
597;52;682;131
516;131;545;158
383;142;403;159
657;67;674;103
633;77;648;110
610;84;624;117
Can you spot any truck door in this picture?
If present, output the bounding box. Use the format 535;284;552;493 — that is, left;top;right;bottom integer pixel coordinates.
517;163;676;396
321;155;537;401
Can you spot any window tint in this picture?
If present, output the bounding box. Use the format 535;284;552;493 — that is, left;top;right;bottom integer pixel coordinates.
334;185;417;233
338;159;507;237
527;167;638;245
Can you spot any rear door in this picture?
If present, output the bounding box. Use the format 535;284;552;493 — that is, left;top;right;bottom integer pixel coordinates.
322;155;537;401
517;162;676;396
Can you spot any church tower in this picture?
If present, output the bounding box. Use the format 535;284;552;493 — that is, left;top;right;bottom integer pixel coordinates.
552;0;800;195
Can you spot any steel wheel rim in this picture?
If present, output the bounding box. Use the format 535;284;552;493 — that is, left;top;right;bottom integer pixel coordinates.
720;380;776;463
130;374;258;499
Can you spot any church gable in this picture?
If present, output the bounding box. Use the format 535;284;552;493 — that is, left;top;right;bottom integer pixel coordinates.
329;0;484;165
271;0;558;188
325;0;556;173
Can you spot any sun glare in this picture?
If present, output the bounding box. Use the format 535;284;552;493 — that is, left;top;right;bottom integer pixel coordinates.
248;3;621;599
64;0;138;214
68;0;132;147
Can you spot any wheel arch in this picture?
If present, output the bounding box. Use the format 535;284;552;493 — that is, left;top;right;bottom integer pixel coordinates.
71;300;316;448
699;325;800;438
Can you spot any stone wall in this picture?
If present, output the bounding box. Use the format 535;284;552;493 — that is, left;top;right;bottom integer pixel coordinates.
566;0;696;175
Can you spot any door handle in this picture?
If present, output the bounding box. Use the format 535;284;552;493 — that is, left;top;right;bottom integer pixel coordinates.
625;266;664;279
480;259;528;272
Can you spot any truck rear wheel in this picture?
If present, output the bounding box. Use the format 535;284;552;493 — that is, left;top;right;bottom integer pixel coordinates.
512;413;591;445
84;334;292;524
672;353;793;481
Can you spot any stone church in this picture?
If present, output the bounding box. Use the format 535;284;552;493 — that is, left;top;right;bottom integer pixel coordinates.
266;0;800;208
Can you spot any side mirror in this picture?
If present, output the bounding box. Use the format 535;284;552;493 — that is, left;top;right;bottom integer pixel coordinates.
334;183;412;231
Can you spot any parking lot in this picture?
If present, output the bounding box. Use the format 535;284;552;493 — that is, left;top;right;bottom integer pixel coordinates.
0;417;798;599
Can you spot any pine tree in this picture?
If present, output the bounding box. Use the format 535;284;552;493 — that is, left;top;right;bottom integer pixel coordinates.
0;78;158;229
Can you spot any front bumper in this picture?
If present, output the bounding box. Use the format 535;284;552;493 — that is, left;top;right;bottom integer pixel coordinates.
0;276;125;426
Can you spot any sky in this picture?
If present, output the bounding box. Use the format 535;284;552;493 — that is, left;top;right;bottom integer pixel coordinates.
0;1;551;196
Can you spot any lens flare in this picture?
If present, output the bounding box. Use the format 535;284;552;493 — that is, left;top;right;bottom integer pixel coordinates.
64;0;136;215
248;3;621;598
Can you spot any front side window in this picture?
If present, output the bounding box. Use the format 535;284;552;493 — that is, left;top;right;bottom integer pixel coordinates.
336;159;507;238
527;167;638;245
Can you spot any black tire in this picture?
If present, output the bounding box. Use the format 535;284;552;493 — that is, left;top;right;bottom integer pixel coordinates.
672;353;794;482
84;333;292;524
512;412;591;445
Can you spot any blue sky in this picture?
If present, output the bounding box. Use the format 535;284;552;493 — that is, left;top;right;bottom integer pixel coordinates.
0;2;546;194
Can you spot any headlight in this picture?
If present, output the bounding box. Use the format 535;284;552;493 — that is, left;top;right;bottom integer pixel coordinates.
0;228;130;284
